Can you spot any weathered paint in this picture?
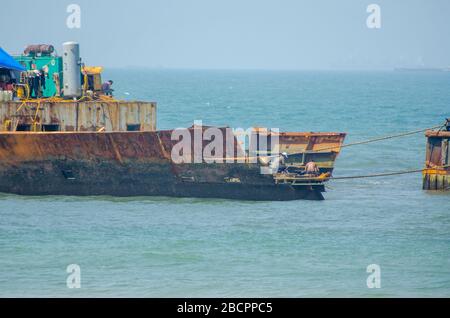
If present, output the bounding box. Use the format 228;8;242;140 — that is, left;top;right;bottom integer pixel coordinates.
255;129;346;173
0;127;345;200
423;130;450;191
0;100;156;132
0;99;346;200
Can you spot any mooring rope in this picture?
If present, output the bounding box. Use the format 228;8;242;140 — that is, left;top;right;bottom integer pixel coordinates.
330;165;449;180
290;124;447;155
210;124;448;162
331;168;424;180
324;124;449;180
255;124;446;159
337;124;445;149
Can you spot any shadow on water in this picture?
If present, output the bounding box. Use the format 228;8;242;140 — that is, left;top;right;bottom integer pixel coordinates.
0;192;273;206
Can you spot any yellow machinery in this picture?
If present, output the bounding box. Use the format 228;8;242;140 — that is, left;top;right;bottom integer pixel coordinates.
82;66;103;93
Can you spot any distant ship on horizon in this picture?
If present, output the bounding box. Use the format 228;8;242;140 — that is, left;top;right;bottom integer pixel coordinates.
394;67;450;72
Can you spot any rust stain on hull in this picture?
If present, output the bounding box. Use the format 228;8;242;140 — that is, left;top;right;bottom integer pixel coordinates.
0;128;344;200
423;129;450;191
0;100;156;132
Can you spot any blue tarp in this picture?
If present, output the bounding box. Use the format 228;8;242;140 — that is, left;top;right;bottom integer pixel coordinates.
0;47;26;71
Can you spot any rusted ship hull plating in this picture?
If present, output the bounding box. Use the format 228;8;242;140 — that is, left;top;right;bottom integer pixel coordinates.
0;100;156;132
0;130;344;201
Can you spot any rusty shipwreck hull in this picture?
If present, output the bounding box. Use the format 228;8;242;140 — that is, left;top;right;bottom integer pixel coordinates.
0;130;330;201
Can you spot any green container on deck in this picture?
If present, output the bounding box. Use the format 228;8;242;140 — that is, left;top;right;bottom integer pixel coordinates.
13;55;63;98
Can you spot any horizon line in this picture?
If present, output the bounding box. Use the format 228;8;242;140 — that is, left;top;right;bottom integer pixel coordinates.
101;66;450;72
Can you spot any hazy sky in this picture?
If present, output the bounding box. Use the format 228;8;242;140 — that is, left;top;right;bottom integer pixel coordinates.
2;0;450;69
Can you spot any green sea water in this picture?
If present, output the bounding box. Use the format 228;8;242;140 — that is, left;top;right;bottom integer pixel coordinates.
0;70;449;297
